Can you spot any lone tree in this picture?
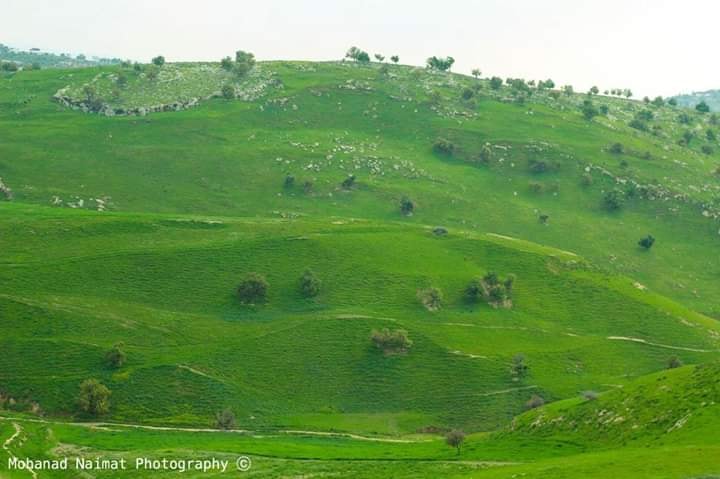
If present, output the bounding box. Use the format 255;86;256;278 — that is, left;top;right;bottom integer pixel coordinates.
400;196;415;215
299;269;321;297
151;55;165;66
234;50;256;77
345;46;370;63
432;138;455;155
105;343;126;369
471;68;481;79
374;53;385;62
638;234;655;250
390;55;399;64
426;56;455;71
78;379;111;416
237;273;269;304
445;430;466;455
215;408;237;430
417;287;443;312
511;354;529;380
466;272;515;308
371;328;413;354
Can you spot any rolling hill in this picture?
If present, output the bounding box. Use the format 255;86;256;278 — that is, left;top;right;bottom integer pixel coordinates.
1;56;720;478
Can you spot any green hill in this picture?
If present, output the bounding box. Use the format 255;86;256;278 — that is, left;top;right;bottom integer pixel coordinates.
2;57;720;478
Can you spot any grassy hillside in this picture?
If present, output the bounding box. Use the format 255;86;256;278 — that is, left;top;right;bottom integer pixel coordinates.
2;57;720;477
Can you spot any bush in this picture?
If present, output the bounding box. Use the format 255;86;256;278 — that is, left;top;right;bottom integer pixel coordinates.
341;174;356;189
432;226;448;236
237;273;269;304
1;62;19;72
581;100;598;120
581;173;593;187
581;390;599;401
105;343;126;369
400;196;415;215
417;287;443;312
299;269;321;298
78;379;111;416
215;408;236;429
702;145;714;155
696;101;710;113
221;84;235;99
371;328;412;354
511;354;528;379
638;234;655;250
629;119;648;131
461;88;474;100
445;430;465;454
467;272;515;308
609;143;624;154
284;174;295;188
602;189;625;211
432;138;455;155
525;394;545;410
528;181;544;194
668;356;683;369
220;56;233;71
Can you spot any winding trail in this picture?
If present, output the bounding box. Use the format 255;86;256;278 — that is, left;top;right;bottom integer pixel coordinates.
2;422;37;479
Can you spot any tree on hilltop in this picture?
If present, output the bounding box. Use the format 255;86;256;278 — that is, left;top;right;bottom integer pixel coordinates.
151;55;165;66
390;55;399;64
346;46;370;63
426;56;455;71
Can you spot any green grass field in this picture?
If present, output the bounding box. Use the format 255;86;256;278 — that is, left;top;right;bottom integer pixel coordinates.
1;59;720;477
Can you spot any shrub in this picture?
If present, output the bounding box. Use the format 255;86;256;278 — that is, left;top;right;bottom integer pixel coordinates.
461;88;474;100
668;356;683;369
284;174;295;188
677;112;691;124
581;173;593;187
638;234;655;250
432;226;448;236
221;84;235;99
609;142;624;154
215;408;236;429
581;100;598;120
629;119;648;131
511;354;528;379
220;56;233;71
1;62;19;72
602;189;625;211
105;343;126;369
237;273;269;304
341;174;356;189
371;328;412;354
528;181;544;194
702;145;714;155
417;287;443;312
707;129;717;142
581;390;599;401
525;394;545;410
151;55;165;66
299;269;321;298
696;101;710;113
433;138;455;155
400;196;415;215
539;214;549;224
445;430;465;455
303;180;314;194
78;379;111;416
477;145;493;163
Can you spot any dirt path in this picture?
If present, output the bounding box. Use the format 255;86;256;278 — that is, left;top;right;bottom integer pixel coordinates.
2;422;37;479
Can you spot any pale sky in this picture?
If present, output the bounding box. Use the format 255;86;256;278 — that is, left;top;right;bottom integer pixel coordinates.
3;0;718;97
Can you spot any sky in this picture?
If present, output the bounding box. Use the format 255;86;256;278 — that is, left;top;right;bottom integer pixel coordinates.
3;0;718;97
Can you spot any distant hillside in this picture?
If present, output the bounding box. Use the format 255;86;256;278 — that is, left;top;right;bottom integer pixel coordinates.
0;43;122;69
672;89;720;112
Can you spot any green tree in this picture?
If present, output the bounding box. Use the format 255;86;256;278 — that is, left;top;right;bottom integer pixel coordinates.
105;343;126;369
345;46;370;63
426;56;455;71
221;84;235;99
151;55;165;66
511;354;529;379
234;50;256;76
417;287;443;311
299;269;321;297
390;55;399;64
471;68;481;79
216;408;236;429
490;76;503;90
237;273;269;304
603;189;625;211
374;53;385;62
400;196;415;215
220;56;233;71
445;430;466;455
371;328;412;353
78;379;111;416
696;101;710;113
638;234;655;250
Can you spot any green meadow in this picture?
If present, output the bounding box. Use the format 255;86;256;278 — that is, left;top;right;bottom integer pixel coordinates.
1;58;720;477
